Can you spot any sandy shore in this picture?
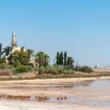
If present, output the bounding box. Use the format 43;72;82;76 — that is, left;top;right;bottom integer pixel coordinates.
0;76;110;85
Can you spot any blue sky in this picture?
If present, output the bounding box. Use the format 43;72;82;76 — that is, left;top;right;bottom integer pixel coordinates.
0;0;110;66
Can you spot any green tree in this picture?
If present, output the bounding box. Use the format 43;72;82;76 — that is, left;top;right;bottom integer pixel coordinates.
0;44;2;57
8;50;30;67
74;65;81;71
21;47;25;51
27;49;34;56
35;51;50;68
35;52;45;68
0;58;6;64
66;56;74;69
2;46;11;57
35;51;50;74
27;49;34;64
64;51;67;67
44;54;50;69
56;52;60;65
80;66;93;73
59;52;63;66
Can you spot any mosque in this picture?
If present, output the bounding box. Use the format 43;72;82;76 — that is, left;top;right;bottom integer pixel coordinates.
11;31;26;53
6;32;36;67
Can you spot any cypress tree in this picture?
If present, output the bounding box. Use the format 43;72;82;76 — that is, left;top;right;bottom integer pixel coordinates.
64;51;67;67
59;51;63;66
56;52;60;65
0;44;2;57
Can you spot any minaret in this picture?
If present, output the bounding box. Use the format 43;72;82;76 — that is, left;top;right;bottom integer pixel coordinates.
11;31;17;50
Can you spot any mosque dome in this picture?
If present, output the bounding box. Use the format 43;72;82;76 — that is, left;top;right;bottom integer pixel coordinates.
11;47;26;54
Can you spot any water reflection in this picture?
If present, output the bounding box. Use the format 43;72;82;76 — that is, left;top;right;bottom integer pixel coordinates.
37;96;49;102
0;94;110;107
0;94;68;102
57;96;67;101
0;95;50;102
43;80;95;89
0;80;110;107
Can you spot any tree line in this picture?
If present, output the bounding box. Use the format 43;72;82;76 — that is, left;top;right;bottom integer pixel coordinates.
0;43;93;74
56;51;74;69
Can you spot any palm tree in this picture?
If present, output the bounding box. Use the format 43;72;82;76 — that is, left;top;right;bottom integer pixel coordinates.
27;49;34;56
35;52;50;67
35;51;50;74
44;54;50;69
2;46;11;58
35;51;45;68
26;49;34;65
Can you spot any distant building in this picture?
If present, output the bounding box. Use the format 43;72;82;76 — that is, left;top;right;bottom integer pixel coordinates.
11;31;26;53
6;32;36;67
92;64;110;68
11;31;17;50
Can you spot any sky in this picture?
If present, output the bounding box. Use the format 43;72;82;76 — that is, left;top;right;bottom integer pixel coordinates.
0;0;110;66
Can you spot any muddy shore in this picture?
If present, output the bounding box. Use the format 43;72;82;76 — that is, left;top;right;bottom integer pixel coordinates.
0;77;110;110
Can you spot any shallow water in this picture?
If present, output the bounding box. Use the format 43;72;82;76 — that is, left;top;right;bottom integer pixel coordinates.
47;79;110;107
1;79;110;107
85;79;110;89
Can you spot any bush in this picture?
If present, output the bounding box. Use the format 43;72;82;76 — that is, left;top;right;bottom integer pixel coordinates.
74;65;81;71
13;65;33;74
55;67;64;73
80;66;94;73
39;66;46;74
68;69;74;74
63;69;74;74
46;66;58;74
53;64;59;68
0;58;6;64
35;66;46;74
12;61;21;68
0;63;12;70
26;66;34;72
0;63;7;69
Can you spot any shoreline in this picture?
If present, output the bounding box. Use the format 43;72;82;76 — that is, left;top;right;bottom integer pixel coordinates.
0;76;109;110
0;76;110;85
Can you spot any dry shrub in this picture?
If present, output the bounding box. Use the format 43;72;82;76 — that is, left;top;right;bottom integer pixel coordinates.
0;70;13;76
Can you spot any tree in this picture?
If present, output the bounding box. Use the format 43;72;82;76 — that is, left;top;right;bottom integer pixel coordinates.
2;46;11;57
35;51;50;74
56;52;60;65
27;49;34;56
0;58;6;64
27;49;34;64
66;56;74;69
21;47;25;51
44;54;50;69
80;66;93;73
74;65;81;71
35;51;50;68
0;44;2;57
64;51;67;67
59;52;63;66
35;52;45;68
8;50;30;67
